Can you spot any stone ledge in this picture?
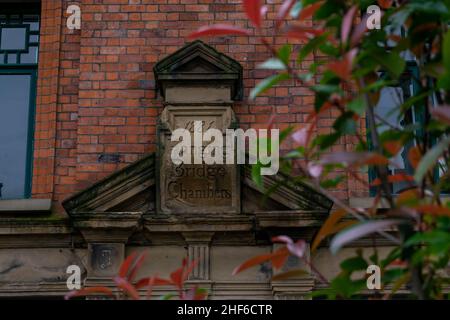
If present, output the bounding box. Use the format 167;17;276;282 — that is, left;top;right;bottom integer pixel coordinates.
0;199;52;214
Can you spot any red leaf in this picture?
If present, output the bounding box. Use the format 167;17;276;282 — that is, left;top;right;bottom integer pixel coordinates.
182;260;198;283
275;0;296;29
408;146;421;169
415;204;450;217
286;25;324;41
119;252;137;278
170;266;184;290
113;277;140;300
328;48;357;81
341;6;357;43
328;59;351;81
232;247;289;275
243;0;262;28
232;253;276;275
272;236;306;259
188;24;250;39
65;287;114;300
128;251;147;282
270;247;290;269
299;1;324;20
320;152;389;167
383;140;403;155
371;173;415;186
377;0;393;9
135;277;173;289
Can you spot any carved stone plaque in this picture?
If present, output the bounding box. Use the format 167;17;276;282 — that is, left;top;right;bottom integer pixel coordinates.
88;243;123;277
158;105;240;214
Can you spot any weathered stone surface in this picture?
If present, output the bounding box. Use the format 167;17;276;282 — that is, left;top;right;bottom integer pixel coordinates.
88;243;123;278
158;106;239;214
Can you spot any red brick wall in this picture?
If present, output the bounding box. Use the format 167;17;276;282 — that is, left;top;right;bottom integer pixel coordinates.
32;0;63;201
31;0;369;214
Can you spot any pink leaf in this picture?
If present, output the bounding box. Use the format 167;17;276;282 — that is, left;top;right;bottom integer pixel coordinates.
341;6;357;43
276;0;296;29
287;240;307;258
330;219;405;254
292;127;308;146
307;162;323;178
350;15;369;47
272;236;293;244
431;105;450;125
188;24;250;39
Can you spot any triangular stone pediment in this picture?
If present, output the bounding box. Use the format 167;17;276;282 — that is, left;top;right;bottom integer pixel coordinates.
174;55;224;73
154;40;243;100
62;153;333;215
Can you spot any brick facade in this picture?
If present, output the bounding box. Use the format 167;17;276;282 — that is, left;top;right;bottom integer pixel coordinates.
31;0;369;214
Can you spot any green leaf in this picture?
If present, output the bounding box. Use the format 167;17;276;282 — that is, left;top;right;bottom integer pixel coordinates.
443;30;450;72
249;73;290;100
279;126;294;142
315;132;341;150
406;2;449;15
277;44;292;66
297;34;327;63
347;96;366;116
251;163;263;188
438;72;450;90
377;52;406;78
333;113;357;135
258;58;286;70
320;175;344;188
414;136;450;183
311;84;342;94
340;256;368;273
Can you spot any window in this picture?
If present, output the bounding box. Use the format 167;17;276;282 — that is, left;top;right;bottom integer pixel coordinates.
368;63;425;195
0;5;39;200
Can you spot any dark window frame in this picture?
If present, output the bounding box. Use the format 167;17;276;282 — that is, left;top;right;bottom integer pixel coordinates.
0;3;39;200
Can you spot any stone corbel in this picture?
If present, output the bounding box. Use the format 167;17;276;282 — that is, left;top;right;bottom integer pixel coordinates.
271;242;315;299
69;212;141;279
